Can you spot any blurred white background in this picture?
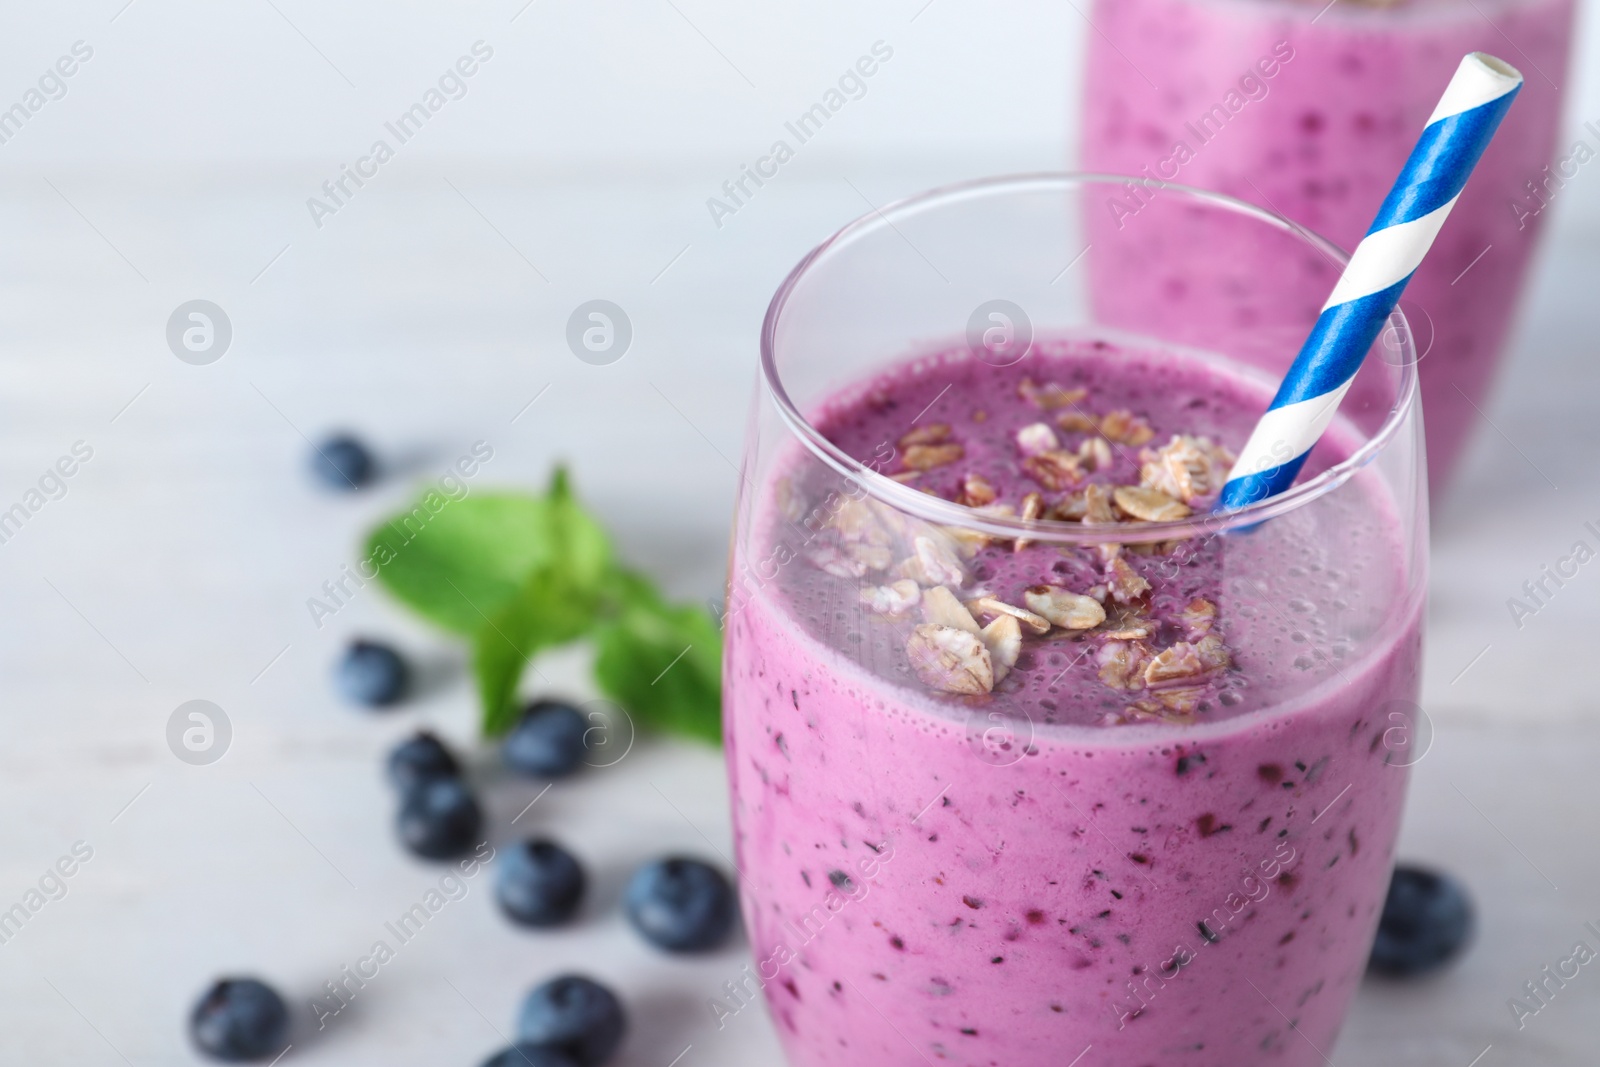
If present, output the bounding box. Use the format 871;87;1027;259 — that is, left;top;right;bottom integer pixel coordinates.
3;2;1600;1065
0;1;1592;173
0;1;1095;168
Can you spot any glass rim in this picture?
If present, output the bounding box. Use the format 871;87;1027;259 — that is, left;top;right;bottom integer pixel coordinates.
758;171;1419;545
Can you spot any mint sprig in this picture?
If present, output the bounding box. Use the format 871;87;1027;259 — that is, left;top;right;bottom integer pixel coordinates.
365;469;721;741
593;569;723;745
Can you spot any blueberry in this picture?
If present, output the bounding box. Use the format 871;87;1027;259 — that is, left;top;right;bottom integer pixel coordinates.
1369;864;1474;977
624;857;736;952
481;1045;579;1067
397;777;482;860
504;700;588;777
337;640;407;707
386;731;460;792
189;977;289;1061
310;433;375;490
516;975;626;1067
497;839;587;927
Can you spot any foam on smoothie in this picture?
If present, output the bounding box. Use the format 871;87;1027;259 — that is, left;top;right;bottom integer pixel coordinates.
770;337;1400;731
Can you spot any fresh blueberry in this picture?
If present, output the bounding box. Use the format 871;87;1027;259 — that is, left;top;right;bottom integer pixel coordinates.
397;777;483;860
189;977;289;1061
481;1044;579;1067
386;731;460;792
310;433;375;490
1369;864;1475;977
624;857;736;952
337;640;407;707
516;975;626;1067
496;839;587;927
504;700;588;777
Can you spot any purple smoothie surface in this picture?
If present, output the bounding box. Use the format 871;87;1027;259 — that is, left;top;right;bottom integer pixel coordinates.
774;338;1391;730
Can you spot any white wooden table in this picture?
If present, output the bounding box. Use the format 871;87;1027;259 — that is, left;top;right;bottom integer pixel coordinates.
0;164;1596;1066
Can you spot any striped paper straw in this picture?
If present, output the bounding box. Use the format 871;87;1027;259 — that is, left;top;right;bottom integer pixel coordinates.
1217;52;1523;511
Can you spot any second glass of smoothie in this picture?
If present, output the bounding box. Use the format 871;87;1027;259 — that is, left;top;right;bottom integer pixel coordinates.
1081;0;1574;493
724;176;1428;1066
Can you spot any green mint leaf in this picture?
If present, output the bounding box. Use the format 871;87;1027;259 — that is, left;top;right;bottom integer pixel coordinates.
465;469;612;735
474;564;598;735
592;569;722;744
366;470;610;636
366;468;723;745
542;468;612;589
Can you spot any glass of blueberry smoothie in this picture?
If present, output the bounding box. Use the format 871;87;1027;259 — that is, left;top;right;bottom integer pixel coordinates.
723;175;1428;1066
1081;0;1573;493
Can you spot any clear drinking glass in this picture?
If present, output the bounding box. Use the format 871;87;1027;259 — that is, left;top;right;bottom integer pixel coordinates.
1081;0;1576;493
723;175;1427;1066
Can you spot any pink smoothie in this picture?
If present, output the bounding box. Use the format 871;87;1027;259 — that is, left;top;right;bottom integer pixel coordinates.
724;338;1422;1065
1081;0;1574;491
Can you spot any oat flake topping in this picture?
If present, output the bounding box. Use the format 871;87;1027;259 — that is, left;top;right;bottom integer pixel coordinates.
797;362;1240;723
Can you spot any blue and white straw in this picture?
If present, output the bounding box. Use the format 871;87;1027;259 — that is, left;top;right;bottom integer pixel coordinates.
1217;52;1523;510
